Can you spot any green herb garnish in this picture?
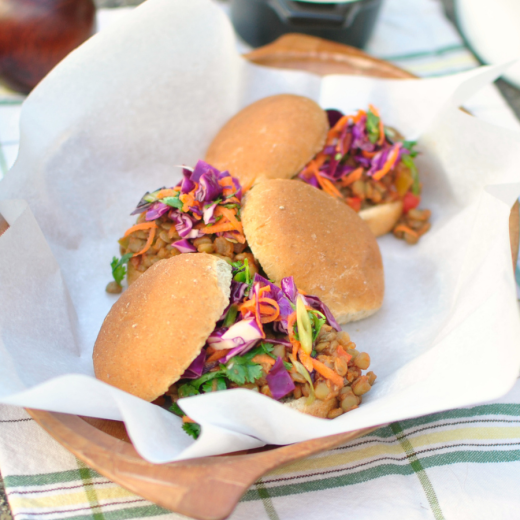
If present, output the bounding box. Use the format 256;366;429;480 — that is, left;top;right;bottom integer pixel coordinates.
201;377;227;393
223;305;239;327
232;258;251;285
178;383;199;398
162;195;183;209
110;252;133;286
169;402;185;417
401;140;418;158
366;108;381;144
221;357;264;386
182;422;201;439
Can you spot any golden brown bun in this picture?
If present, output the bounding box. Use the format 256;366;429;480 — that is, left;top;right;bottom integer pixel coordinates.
93;254;232;402
359;200;403;238
242;179;384;324
205;94;328;187
284;396;336;418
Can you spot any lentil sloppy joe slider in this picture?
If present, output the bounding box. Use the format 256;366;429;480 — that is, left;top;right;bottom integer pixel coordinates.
94;254;376;437
205;94;431;243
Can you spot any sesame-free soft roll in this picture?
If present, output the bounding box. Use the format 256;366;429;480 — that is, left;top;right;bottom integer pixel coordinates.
242;179;384;324
205;94;328;187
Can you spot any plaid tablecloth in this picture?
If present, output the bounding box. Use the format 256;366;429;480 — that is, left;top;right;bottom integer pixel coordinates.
0;0;519;519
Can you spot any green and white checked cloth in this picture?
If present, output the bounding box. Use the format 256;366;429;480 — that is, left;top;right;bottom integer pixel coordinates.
1;384;520;520
1;0;520;519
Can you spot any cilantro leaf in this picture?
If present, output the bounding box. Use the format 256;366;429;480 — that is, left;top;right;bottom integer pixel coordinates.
222;357;264;385
283;361;293;371
182;422;201;439
111;253;133;286
244;342;275;361
202;377;227;393
178;383;199;398
169;402;185;417
366;109;381;144
401;140;418;158
190;371;223;390
162;195;183;209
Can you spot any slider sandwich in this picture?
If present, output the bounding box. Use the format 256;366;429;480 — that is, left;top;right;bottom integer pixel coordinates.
205;94;431;243
106;161;384;324
94;254;376;438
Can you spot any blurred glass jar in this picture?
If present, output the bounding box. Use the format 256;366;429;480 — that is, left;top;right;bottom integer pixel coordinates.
0;0;96;94
230;0;383;48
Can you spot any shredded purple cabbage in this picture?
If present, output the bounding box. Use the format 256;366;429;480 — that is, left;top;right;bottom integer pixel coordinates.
301;294;341;332
181;350;206;379
172;239;197;254
145;202;170;221
326;109;343;128
266;357;295;400
207;317;264;353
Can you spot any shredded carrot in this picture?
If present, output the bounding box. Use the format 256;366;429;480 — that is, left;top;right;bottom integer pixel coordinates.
393;224;418;238
180;192;198;213
241;178;255;194
206;349;229;363
205;347;216;355
316;174;343;199
378;118;385;146
258;286;271;297
214;206;243;233
182;416;195;424
292;341;300;359
154;189;178;199
311;358;344;388
134;226;156;256
353;109;366;123
340;167;363;187
225;196;241;205
368;104;380;117
201;222;237;234
326;115;350;144
252;354;276;366
258;299;280;324
218;177;235;189
124;221;158;237
298;349;314;373
362;150;377;158
239;299;256;316
301;153;327;179
337;345;353;364
372;144;401;181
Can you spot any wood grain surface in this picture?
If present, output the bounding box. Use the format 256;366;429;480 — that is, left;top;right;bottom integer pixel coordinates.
24;33;520;520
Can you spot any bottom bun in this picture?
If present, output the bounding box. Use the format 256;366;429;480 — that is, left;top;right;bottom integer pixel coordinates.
284;396;336;418
359;200;403;238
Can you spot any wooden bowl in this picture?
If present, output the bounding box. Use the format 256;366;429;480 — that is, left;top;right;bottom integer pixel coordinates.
25;33;520;520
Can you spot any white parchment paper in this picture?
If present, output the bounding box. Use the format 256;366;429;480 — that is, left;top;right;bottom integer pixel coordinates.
0;0;519;463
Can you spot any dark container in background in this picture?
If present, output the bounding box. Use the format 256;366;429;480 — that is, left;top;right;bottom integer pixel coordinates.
230;0;383;49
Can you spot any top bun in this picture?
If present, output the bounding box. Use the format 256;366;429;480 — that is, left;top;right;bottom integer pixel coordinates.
93;254;232;401
242;179;384;324
205;94;328;187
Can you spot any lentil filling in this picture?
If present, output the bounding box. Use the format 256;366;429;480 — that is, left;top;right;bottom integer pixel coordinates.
299;105;431;244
